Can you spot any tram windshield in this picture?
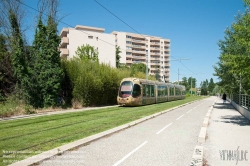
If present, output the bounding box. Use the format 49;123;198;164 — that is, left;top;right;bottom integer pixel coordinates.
119;81;133;98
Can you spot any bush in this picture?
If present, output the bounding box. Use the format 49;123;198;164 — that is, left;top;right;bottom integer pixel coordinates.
63;58;121;106
0;96;23;117
62;58;158;107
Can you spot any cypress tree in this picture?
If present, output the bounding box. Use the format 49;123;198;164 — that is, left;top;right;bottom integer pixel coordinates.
31;16;63;107
8;10;28;98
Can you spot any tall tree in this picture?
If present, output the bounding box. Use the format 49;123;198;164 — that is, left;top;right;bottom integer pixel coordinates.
130;63;148;77
75;44;99;62
214;3;250;94
0;33;15;97
8;10;28;97
180;77;189;90
208;78;215;94
155;69;161;82
31;16;63;107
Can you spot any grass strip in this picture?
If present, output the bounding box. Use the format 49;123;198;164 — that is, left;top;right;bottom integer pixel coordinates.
0;96;206;166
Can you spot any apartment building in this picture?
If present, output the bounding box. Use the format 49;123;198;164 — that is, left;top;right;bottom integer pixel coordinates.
59;25;170;82
112;31;170;82
59;25;116;67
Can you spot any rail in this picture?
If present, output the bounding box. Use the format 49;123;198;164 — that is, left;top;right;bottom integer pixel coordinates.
229;94;250;111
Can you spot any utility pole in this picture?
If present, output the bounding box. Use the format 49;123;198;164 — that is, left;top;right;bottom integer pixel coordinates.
178;69;179;85
170;58;189;84
191;76;192;95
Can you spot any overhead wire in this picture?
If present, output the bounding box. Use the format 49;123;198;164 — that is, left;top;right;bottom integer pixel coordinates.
17;0;204;82
15;0;128;52
93;0;147;40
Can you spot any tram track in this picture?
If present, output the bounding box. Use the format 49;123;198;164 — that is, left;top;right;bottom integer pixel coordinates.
0;108;144;141
0;106;120;129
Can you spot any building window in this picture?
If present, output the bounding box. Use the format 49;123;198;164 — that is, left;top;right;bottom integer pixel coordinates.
126;52;132;55
96;37;98;41
126;35;131;38
126;41;132;44
88;36;93;39
126;46;132;50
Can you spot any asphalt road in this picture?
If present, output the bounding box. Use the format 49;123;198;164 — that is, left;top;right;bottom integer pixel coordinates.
40;96;216;166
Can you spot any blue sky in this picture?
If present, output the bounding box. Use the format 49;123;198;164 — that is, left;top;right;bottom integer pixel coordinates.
23;0;246;86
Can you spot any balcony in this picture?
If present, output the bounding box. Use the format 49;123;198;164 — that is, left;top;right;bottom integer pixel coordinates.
60;37;69;48
150;56;160;60
133;60;145;64
150;42;160;46
126;59;133;64
164;48;171;52
60;28;69;37
151;59;160;63
150;52;160;56
150;66;160;70
164;42;170;47
60;48;69;59
132;50;146;54
132;44;146;49
126;55;133;58
150;47;160;51
132;39;145;44
133;55;146;60
164;58;170;62
164;54;170;58
150;61;161;65
164;64;171;67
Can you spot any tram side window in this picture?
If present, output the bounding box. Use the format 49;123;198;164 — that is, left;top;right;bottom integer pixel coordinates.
151;85;155;97
143;84;147;97
182;90;186;95
158;86;161;97
175;88;179;96
132;84;141;97
162;86;166;96
164;86;168;96
146;85;150;97
170;87;174;96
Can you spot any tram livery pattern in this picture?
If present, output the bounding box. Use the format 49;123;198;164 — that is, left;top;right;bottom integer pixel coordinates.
117;77;186;106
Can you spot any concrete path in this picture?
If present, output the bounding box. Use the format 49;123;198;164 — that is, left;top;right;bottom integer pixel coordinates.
204;98;250;166
38;97;215;166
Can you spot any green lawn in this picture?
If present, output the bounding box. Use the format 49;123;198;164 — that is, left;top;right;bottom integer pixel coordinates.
0;96;206;166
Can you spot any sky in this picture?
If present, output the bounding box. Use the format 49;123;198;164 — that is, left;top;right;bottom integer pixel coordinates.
22;0;246;87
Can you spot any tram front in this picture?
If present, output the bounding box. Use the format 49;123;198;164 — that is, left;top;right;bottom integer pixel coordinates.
117;79;141;106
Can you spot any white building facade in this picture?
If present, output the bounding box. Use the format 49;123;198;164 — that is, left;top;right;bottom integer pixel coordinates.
59;25;116;67
112;31;170;82
59;25;170;82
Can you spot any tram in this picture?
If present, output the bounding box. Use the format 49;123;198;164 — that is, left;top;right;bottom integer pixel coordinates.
117;77;186;106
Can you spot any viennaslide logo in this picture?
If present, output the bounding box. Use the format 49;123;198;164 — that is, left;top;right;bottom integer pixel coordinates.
219;146;248;165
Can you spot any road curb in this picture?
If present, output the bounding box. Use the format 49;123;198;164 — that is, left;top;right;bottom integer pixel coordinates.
190;145;204;166
190;99;216;166
9;99;203;166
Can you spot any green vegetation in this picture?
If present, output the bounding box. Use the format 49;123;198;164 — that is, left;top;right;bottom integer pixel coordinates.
0;1;157;116
0;96;204;165
61;51;157;107
214;0;250;94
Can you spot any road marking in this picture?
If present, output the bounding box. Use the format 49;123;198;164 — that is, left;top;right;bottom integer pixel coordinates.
187;109;193;113
113;141;148;166
156;123;173;135
176;114;185;120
